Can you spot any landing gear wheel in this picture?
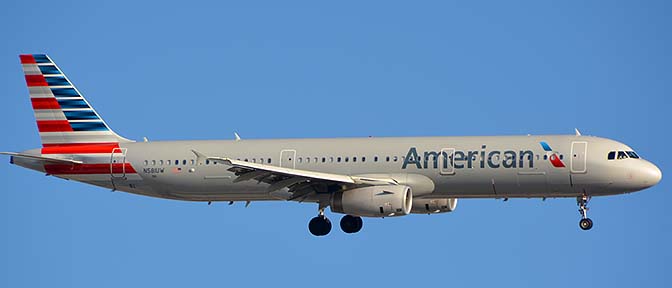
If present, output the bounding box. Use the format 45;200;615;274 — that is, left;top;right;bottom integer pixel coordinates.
579;218;593;230
340;215;363;234
576;195;593;231
308;216;332;236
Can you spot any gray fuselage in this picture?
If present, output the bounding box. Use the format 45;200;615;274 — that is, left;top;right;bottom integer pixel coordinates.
16;134;657;203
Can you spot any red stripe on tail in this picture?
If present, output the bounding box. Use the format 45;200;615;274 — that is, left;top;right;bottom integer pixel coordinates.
20;54;36;64
31;98;61;109
42;143;120;154
36;120;73;132
25;75;48;86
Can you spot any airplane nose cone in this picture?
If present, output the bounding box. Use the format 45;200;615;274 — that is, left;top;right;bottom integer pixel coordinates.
649;163;662;186
640;161;662;188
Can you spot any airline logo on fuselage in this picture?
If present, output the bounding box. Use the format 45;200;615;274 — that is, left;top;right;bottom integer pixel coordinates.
402;142;566;170
540;141;566;168
402;145;535;170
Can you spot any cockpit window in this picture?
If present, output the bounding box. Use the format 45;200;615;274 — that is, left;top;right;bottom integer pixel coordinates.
617;151;628;159
607;151;616;160
626;151;640;159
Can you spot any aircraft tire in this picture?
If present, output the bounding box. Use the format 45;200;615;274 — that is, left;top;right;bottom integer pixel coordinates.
579;218;593;230
340;215;363;234
309;215;332;236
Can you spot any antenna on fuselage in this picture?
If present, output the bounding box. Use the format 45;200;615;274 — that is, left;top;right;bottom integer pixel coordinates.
575;128;582;136
234;132;241;141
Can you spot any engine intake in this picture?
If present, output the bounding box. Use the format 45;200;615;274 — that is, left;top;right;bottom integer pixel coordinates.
331;185;412;217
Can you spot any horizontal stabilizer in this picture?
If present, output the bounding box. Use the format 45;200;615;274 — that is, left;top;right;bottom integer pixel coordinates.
0;152;83;164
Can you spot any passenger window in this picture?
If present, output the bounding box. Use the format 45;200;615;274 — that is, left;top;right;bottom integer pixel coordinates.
260;158;264;164
159;160;164;165
617;151;628;159
386;156;390;162
607;151;616;160
190;159;195;165
244;158;248;162
306;157;310;163
322;157;326;163
298;158;302;163
374;156;378;162
151;160;156;166
362;156;366;162
337;157;341;163
345;157;349;162
330;157;334;163
314;157;318;163
353;157;357;162
144;160;148;166
183;160;187;165
393;156;398;162
175;160;179;165
206;160;210;165
268;158;272;164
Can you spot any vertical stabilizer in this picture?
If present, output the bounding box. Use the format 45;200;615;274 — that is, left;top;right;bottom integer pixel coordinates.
20;54;133;146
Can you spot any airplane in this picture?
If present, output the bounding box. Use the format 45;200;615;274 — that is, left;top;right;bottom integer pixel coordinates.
2;54;662;236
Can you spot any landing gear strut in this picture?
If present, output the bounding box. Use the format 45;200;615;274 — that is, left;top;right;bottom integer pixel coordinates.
577;195;593;230
340;215;363;234
308;207;331;236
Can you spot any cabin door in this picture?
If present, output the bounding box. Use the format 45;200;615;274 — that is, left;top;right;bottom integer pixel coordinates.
439;148;455;175
280;149;296;169
571;142;588;174
110;147;127;178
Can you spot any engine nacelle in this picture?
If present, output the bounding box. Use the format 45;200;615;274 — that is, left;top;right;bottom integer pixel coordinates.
410;198;458;214
331;185;412;217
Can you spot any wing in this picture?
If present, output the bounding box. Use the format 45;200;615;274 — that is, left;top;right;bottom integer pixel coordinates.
191;150;398;201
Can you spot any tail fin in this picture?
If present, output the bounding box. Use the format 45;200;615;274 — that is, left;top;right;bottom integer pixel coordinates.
20;54;133;146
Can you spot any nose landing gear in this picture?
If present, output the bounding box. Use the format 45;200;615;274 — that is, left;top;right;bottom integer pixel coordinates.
577;195;593;230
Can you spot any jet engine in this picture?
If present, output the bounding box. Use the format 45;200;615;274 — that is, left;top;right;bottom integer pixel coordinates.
410;198;458;214
331;185;412;217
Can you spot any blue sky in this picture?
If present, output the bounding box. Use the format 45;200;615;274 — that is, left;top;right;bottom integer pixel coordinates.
1;0;670;287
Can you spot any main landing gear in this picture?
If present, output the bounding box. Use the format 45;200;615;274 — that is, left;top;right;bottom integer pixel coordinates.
340;214;363;234
308;207;363;236
308;208;332;236
577;195;593;231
